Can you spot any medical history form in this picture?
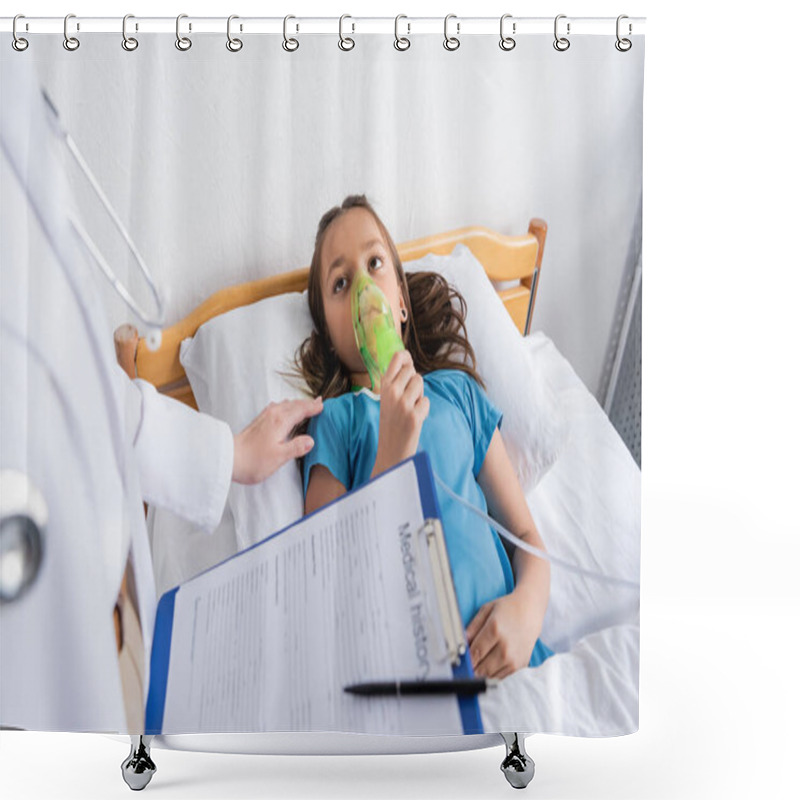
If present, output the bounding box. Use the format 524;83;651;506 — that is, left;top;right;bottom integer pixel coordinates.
144;453;483;736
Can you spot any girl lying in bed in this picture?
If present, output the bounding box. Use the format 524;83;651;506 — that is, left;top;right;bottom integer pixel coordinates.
295;195;553;679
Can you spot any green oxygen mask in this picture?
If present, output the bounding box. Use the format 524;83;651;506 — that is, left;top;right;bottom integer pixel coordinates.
351;269;406;392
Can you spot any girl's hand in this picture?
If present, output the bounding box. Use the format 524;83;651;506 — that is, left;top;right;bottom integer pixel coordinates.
465;589;545;680
233;397;323;485
372;351;430;477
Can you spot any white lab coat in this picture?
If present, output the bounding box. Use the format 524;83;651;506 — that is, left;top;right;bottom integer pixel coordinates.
0;56;232;732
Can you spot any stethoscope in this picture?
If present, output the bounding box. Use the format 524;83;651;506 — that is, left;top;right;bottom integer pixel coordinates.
0;472;46;604
40;88;165;352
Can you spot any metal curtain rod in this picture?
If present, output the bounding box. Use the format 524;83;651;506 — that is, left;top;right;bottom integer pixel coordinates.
1;16;646;36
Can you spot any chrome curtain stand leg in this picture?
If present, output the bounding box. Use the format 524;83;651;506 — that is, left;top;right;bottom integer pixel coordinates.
121;734;156;790
500;732;535;789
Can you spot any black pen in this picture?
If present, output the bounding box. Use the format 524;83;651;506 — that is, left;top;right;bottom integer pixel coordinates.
344;678;499;697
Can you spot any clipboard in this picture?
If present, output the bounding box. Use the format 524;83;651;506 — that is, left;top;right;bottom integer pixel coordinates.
145;452;483;736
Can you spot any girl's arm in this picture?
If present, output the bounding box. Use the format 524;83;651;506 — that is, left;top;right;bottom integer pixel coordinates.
305;464;347;515
467;428;551;680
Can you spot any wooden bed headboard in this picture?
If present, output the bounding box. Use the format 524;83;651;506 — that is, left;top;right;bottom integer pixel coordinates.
114;218;547;409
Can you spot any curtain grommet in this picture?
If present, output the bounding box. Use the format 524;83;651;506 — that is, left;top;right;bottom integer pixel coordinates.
553;15;570;52
175;14;192;51
443;14;460;51
499;14;516;51
338;14;355;51
615;15;632;51
283;15;299;52
12;15;29;51
394;15;411;51
226;15;243;52
122;14;139;52
63;13;80;51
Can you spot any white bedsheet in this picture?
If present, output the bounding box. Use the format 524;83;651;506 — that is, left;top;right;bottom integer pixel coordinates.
482;332;640;737
479;621;639;737
528;334;640;649
146;332;640;746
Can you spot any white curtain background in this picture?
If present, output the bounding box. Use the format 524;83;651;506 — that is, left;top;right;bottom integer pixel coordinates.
24;32;643;399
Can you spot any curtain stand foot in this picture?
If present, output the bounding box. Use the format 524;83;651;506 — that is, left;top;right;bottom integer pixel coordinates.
500;732;535;789
121;735;156;791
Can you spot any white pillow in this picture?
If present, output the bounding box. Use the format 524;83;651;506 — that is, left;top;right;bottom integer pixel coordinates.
405;243;567;492
179;292;312;550
180;243;567;549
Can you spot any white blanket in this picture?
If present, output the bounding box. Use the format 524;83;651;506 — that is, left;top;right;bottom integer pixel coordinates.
147;332;640;745
479;621;639;737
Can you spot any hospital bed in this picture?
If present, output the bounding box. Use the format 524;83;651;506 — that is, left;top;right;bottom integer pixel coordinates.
113;220;640;790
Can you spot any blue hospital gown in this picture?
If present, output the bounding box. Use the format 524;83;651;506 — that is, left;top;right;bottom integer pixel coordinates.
302;369;553;669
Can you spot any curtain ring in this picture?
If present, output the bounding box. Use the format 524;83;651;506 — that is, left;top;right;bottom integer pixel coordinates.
226;15;243;52
339;14;355;51
553;14;570;52
394;14;411;51
443;14;460;51
12;15;29;52
499;14;516;51
63;13;80;51
175;13;192;51
615;15;632;52
283;15;299;52
122;15;139;52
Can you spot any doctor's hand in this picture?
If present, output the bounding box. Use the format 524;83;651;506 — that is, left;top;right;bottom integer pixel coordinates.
466;590;543;680
232;397;323;485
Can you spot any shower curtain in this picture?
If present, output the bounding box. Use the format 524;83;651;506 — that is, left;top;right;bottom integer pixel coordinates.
1;12;644;782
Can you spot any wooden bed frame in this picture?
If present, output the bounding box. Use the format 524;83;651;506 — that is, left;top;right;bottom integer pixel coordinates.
114;219;547;409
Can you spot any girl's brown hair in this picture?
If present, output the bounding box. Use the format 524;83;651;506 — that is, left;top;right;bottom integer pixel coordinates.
294;194;485;400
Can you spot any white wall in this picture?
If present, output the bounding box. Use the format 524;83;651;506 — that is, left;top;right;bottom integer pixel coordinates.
24;31;643;398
